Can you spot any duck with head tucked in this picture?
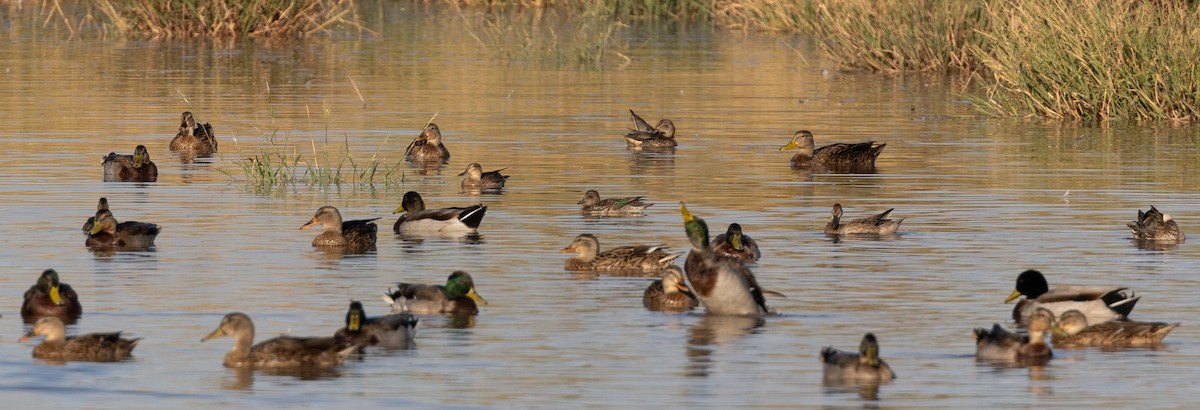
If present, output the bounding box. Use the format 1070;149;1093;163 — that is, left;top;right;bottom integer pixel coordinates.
86;209;160;250
334;301;418;348
202;312;363;368
1005;269;1138;326
21;317;139;362
1052;309;1179;348
578;190;653;216
169;111;217;157
21;269;82;324
405;123;451;162
710;223;761;263
825;203;903;236
385;271;488;316
820;333;896;383
459;163;510;191
1128;206;1184;243
81;197;109;234
102;145;158;182
624;109;677;149
780;130;885;171
392;191;487;236
974;308;1062;363
561;234;680;273
300;206;379;251
680;202;771;316
642;266;698;313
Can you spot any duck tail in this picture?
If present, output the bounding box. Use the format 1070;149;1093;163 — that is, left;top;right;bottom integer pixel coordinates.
819;346;837;363
459;205;488;229
660;252;683;264
1103;288;1139;318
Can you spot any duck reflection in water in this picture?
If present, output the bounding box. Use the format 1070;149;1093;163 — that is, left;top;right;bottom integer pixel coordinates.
685;315;765;378
221;364;347;391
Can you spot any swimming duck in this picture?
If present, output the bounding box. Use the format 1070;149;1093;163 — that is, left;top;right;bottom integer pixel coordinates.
169;111;217;156
392;191;487;235
102;145;158;182
459;163;510;190
300;206;379;250
820;333;896;383
81;197;109;234
1005;269;1138;326
404;123;450;162
20;317;139;362
825;203;903;235
1052;309;1179;348
642;266;699;313
680;202;771;316
561;234;681;273
1128;206;1184;243
710;223;761;262
779;130;885;169
86;209;160;250
385;271;488;316
202;312;362;368
578;190;653;216
624;110;677;149
333;301;418;348
974;308;1060;363
21;269;82;324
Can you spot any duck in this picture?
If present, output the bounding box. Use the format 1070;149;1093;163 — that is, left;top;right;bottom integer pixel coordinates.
560;234;680;273
974;308;1060;363
86;209;160;250
710;223;761;262
680;202;771;316
392;191;487;235
202;312;362;368
1128;206;1184;243
624;109;677;149
81;197;109;234
459;163;510;190
577;190;653;216
102;145;158;182
404;123;450;162
300;206;379;250
1005;269;1138;326
20;317;139;362
21;269;82;324
1052;309;1179;348
820;333;896;383
168;111;217;156
385;271;488;316
824;203;903;235
779;130;885;169
642;266;699;313
333;301;418;348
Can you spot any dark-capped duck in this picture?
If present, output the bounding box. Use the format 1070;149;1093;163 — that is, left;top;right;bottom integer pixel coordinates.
974;308;1061;363
81;197;109;234
334;301;418;348
780;130;885;170
202;312;362;368
102;145;158;182
710;223;761;262
21;269;82;324
1052;309;1179;348
561;234;680;273
1128;206;1184;243
300;206;379;250
642;266;698;313
1005;269;1138;326
625;109;677;149
820;333;896;383
86;209;160;250
21;317;139;362
404;123;450;162
680;202;771;316
386;271;488;316
459;163;510;190
169;111;217;157
578;190;653;216
825;203;903;236
392;191;486;235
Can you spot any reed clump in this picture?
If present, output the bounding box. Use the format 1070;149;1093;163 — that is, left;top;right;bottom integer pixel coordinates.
460;7;627;69
93;0;363;39
224;131;405;190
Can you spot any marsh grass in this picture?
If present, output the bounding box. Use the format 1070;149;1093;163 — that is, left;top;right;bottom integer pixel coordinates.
222;127;405;190
93;0;365;39
459;6;628;69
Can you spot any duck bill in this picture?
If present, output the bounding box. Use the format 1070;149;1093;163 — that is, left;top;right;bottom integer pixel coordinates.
779;141;799;151
679;202;694;223
559;244;575;253
731;233;744;250
18;334;33;343
675;282;692;295
1004;289;1022;303
49;285;64;305
392;205;405;214
457;168;468;176
201;327;226;342
1051;325;1069;338
467;288;489;305
300;217;320;230
89;222;103;235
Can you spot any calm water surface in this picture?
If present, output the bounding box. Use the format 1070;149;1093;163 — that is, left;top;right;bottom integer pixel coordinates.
1;6;1199;408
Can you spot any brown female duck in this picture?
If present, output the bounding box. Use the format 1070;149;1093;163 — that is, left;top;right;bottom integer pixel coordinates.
86;209;160;250
561;234;680;273
333;301;418;348
710;223;761;262
1128;206;1184;243
81;197;109;234
642;266;699;313
824;203;903;235
1052;309;1179;348
102;145;158;182
779;130;884;170
578;190;653;216
624;109;677;149
169;111;217;157
820;333;896;383
459;163;510;190
300;206;379;250
385;271;488;316
974;308;1062;363
405;123;451;162
202;312;362;368
21;269;82;324
21;317;139;362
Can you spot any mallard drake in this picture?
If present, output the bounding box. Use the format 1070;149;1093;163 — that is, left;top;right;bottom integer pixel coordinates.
710;223;761;262
202;312;362;368
820;333;896;383
625;110;677;149
680;202;771;316
825;203;903;235
20;317;138;362
459;163;509;190
1005;269;1138;326
21;269;82;324
974;308;1061;362
86;209;160;250
1128;206;1184;243
102;145;158;182
385;271;488;316
81;197;109;234
779;130;885;169
560;234;680;273
642;266;699;312
404;123;450;162
392;191;486;235
169;111;217;156
1052;309;1179;348
300;206;379;250
333;301;418;348
578;190;653;216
